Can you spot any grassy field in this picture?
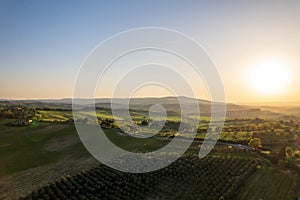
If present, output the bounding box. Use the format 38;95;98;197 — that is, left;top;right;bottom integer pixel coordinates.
0;118;170;177
0;120;76;176
237;166;300;200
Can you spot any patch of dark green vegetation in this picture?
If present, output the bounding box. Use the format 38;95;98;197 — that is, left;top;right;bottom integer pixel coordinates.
21;156;258;200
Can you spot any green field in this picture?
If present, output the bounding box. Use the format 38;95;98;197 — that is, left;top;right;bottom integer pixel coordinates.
238;167;300;200
0;119;170;177
0;120;77;176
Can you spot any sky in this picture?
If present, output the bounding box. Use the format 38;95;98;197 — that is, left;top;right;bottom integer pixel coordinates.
0;0;300;103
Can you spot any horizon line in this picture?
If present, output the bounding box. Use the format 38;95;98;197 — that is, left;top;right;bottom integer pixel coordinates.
1;96;300;105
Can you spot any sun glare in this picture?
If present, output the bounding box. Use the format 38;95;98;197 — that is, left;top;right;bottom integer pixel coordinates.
248;59;292;95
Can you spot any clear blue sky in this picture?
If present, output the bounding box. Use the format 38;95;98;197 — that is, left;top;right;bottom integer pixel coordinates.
1;0;300;102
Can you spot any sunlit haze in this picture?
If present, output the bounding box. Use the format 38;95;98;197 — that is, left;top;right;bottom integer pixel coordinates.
247;59;293;95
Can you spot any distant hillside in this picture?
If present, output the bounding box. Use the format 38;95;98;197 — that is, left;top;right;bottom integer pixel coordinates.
1;96;298;119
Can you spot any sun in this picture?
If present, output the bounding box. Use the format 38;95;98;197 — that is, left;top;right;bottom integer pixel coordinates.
248;59;292;95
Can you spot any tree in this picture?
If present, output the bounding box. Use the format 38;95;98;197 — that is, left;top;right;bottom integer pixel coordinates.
294;150;300;158
285;146;293;158
248;138;262;150
140;117;149;126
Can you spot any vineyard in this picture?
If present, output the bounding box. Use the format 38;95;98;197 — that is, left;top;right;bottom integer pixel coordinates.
21;156;258;200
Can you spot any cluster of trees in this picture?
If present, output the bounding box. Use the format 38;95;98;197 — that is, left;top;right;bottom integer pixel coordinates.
22;156;258;200
36;107;71;111
194;118;300;145
99;118;118;129
0;105;36;119
0;104;38;126
248;138;262;150
257;144;300;172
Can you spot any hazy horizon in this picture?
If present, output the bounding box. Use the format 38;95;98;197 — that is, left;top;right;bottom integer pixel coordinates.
2;95;300;106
